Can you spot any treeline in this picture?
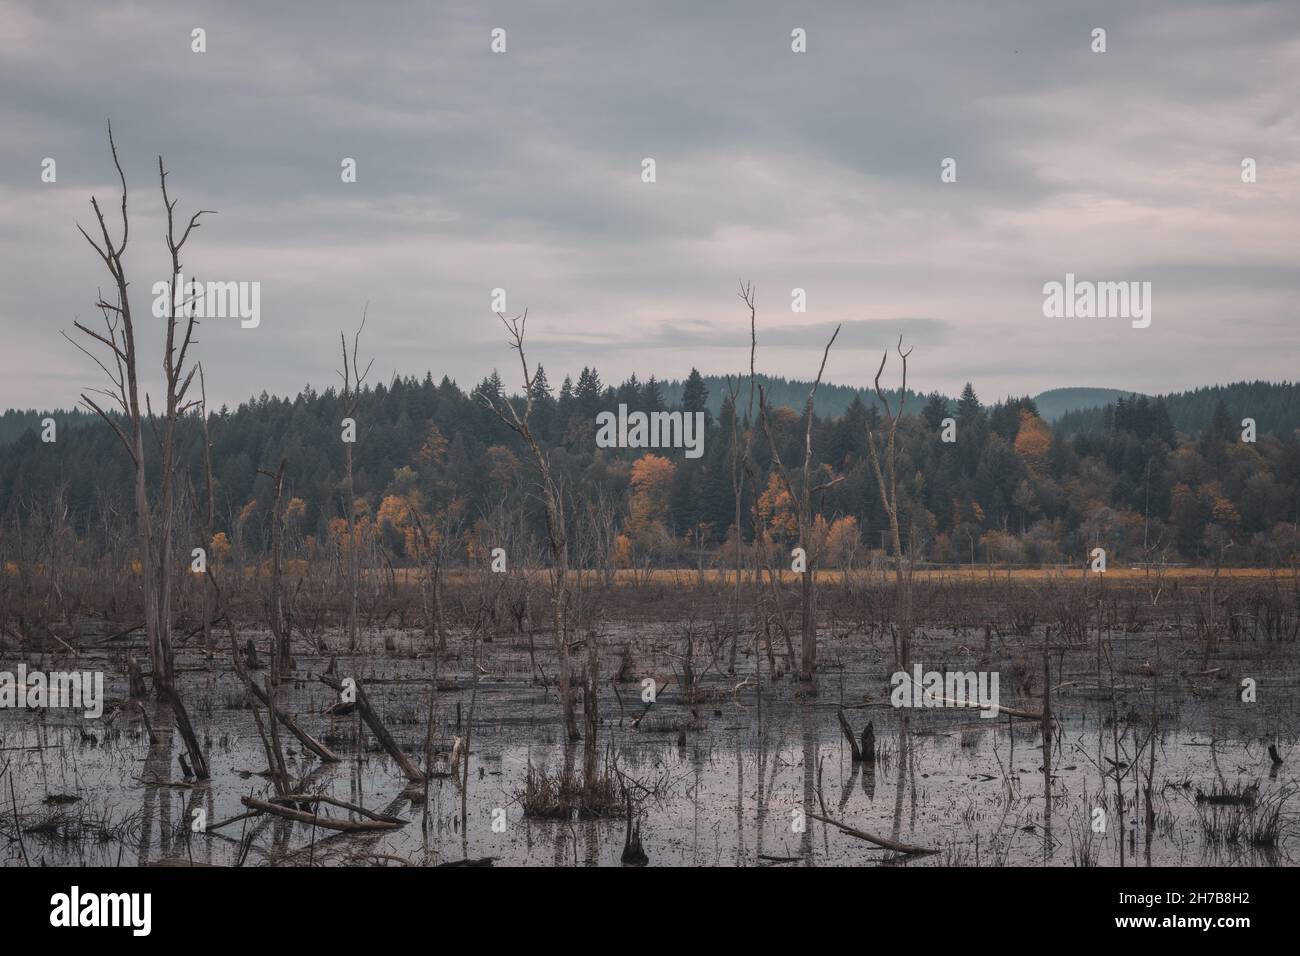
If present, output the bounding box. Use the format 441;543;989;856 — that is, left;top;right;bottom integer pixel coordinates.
658;373;928;420
1057;380;1300;438
0;408;98;446
2;369;1298;569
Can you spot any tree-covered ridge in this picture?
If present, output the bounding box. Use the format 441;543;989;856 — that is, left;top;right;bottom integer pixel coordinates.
658;373;930;419
2;371;1298;568
1057;381;1300;438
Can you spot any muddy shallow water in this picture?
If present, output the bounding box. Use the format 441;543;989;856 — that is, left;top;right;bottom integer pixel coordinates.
2;623;1296;867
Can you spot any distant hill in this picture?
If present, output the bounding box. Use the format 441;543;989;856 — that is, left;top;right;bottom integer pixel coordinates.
660;374;935;419
1032;388;1137;423
1057;380;1300;437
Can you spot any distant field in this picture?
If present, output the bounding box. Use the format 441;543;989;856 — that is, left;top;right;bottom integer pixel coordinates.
411;565;1295;586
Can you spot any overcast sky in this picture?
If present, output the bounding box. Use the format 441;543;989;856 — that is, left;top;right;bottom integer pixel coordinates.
1;0;1297;412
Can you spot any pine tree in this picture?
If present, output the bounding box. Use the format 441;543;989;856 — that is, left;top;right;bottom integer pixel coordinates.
575;367;602;417
643;376;665;412
922;392;949;431
682;368;709;414
957;382;982;423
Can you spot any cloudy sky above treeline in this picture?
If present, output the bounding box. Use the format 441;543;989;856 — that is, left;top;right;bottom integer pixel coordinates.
1;0;1297;411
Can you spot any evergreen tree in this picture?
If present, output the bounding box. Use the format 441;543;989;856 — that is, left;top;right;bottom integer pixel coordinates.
643;375;665;412
682;368;709;414
922;392;950;431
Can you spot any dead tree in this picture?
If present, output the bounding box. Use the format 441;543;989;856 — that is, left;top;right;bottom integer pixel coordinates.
480;311;580;740
410;503;462;652
257;458;290;675
866;336;914;672
64;124;209;779
338;311;373;652
727;282;761;675
186;364;220;657
759;323;842;687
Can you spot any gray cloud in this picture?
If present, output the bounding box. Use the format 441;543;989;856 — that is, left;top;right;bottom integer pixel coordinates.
1;0;1297;410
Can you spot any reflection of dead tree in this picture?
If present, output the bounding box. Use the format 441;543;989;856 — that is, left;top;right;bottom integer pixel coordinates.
620;791;648;866
759;323;841;688
480;311;580;740
866;336;914;672
64;124;209;779
338;309;373;653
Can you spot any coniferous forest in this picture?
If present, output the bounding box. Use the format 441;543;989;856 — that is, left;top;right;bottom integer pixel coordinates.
3;372;1298;571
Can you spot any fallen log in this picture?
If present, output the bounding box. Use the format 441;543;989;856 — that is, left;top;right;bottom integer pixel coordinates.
924;694;1044;720
231;639;340;764
270;793;406;825
806;811;938;855
437;857;497;867
319;673;425;783
240;795;406;832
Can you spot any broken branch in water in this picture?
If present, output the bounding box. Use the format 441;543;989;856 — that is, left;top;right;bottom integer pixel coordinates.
240;795;407;832
806;810;938;855
319;672;425;783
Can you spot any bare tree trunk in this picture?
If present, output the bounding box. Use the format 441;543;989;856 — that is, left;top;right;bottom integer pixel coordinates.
66;126;210;779
259;458;290;675
866;337;915;672
759;323;841;688
481;310;578;739
338;312;372;654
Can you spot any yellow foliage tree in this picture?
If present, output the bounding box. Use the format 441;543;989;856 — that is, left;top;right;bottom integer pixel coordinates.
629;454;676;531
1014;409;1052;479
757;472;797;540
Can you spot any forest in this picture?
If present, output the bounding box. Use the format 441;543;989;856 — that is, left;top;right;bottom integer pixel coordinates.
2;368;1298;577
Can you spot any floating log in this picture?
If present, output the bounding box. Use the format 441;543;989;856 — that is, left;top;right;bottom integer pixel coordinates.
240;795;406;832
806;810;938;855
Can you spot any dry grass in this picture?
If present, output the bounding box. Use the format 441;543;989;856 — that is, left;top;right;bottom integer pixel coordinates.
520;764;621;820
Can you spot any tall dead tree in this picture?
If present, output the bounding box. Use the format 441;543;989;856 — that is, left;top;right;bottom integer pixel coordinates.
187;363;219;657
866;336;914;672
727;282;761;675
338;311;372;653
64;124;209;778
759;323;842;687
480;311;580;740
258;458;290;676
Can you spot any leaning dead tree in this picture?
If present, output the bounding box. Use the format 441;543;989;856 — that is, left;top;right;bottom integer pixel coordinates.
480;310;580;740
759;322;842;688
866;336;914;672
338;310;373;653
64;123;210;778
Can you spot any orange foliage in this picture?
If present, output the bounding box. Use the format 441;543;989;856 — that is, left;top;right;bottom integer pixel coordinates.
629;454;676;530
1013;409;1052;478
758;472;797;539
